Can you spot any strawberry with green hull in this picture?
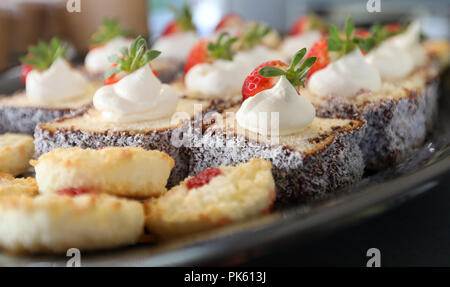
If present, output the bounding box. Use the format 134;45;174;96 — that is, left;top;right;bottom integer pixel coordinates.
104;36;161;85
289;14;327;36
162;4;196;36
85;18;134;75
20;37;68;84
184;32;238;75
242;48;316;101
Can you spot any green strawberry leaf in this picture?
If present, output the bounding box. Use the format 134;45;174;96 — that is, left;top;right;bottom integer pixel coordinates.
20;37;67;71
104;35;160;79
239;23;272;50
90;18;130;46
206;32;238;61
257;48;317;88
170;3;196;31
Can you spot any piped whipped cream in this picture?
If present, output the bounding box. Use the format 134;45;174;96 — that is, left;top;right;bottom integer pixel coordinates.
185;59;249;99
280;31;322;59
152;31;199;62
235;45;286;74
93;65;180;123
26;58;88;103
85;37;133;73
309;48;381;98
236;76;315;136
366;21;427;79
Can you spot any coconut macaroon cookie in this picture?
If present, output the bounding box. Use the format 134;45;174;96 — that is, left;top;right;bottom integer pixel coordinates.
0;194;144;253
0;133;34;176
32;147;174;198
145;159;276;239
0;173;38;197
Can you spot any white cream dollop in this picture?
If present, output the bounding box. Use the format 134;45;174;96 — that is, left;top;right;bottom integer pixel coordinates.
235;45;286;74
365;21;427;79
26;58;88;103
93;65;180;123
152;31;199;62
309;49;381;98
84;37;133;74
280;31;322;59
236;76;315;136
185;59;248;99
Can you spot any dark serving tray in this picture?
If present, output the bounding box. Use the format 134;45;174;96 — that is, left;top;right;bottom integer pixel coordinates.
0;67;449;267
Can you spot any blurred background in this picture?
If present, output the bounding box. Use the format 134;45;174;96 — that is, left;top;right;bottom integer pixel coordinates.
0;0;448;70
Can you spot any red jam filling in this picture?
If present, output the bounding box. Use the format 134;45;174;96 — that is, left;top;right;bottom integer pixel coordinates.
186;168;222;190
57;188;92;196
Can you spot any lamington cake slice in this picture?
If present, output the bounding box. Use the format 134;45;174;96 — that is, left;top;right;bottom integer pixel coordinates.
0;84;98;134
34;98;211;186
303;61;440;170
189;107;366;205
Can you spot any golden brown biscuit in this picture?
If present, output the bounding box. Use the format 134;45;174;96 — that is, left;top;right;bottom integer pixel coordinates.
32;147;175;198
0;173;38;197
0;133;34;176
0;194;144;253
145;158;276;239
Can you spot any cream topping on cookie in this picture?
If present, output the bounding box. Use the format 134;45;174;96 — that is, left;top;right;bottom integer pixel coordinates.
152;31;199;62
26;58;88;103
308;48;381;98
93;65;180;122
85;37;133;73
236;76;315;135
235;45;286;73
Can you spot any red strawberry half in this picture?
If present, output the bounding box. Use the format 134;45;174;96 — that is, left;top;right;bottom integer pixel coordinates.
242;48;317;101
242;60;288;101
305;38;330;78
20;63;33;85
184;39;210;75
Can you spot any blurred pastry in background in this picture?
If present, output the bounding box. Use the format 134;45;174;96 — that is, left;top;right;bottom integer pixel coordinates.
151;3;199;82
280;14;327;59
0;133;34;176
0;38;100;134
83;18;134;78
0;173;38;197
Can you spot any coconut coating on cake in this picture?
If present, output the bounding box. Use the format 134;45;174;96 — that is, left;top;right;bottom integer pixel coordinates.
0;133;34;176
189;115;366;205
0;173;38;197
0;194;144;253
32;147;174;198
302;63;440;170
33;99;213;187
145;158;276;239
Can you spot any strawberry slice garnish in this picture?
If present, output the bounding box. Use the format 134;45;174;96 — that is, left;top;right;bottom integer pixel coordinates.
184;33;237;75
289;14;327;36
162;4;196;36
215;13;243;32
242;48;316;101
20;37;67;85
305;39;330;78
386;23;402;33
186;168;222;190
104;36;161;85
